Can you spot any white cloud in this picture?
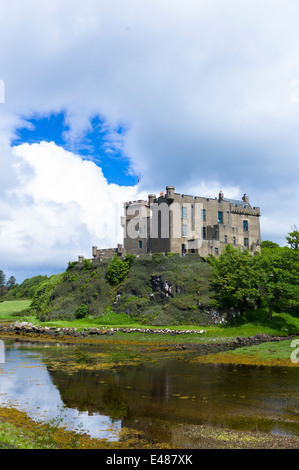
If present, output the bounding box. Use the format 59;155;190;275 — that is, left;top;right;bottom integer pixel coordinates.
0;141;139;278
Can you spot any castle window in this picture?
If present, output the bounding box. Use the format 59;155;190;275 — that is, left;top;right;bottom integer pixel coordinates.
224;235;227;243
201;209;206;221
233;236;236;244
243;220;248;231
215;247;219;255
182;206;187;219
218;211;223;223
139;240;143;249
202;227;206;239
244;238;249;248
182;224;187;237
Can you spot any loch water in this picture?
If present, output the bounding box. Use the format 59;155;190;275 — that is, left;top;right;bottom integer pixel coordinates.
0;339;298;447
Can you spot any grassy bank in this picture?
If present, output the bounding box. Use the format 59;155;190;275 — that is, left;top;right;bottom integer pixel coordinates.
28;255;214;325
0;300;298;348
0;300;32;319
1;404;299;449
0;405;169;449
1;401;299;450
192;337;299;367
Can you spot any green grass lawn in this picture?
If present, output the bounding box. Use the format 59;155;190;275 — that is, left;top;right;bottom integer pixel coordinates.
192;336;299;366
224;338;299;361
0;301;298;346
0;300;32;319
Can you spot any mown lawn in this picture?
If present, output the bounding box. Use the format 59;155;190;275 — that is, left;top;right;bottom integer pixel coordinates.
0;300;32;319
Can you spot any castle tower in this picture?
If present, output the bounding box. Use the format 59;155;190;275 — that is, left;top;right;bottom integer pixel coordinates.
122;199;150;255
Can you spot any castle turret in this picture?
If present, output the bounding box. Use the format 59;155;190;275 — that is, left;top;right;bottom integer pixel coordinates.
92;246;98;258
148;194;156;205
166;186;175;202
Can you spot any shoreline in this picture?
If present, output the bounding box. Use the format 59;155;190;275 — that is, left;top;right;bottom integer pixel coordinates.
0;320;296;360
0;404;298;449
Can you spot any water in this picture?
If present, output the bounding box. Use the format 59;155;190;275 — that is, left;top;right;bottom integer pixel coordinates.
0;339;298;446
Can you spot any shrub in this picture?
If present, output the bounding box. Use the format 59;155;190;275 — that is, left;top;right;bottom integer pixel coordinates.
31;274;63;318
82;259;92;272
75;304;88;319
124;254;136;267
107;255;130;286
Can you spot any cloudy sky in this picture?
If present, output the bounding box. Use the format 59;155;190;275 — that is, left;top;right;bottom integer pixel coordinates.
1;0;299;282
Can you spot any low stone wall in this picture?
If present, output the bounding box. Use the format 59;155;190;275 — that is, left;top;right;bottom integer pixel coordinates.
1;321;207;338
0;322;293;355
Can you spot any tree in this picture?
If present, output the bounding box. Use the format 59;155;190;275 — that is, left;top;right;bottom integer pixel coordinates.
209;245;259;315
0;270;7;297
286;226;299;251
6;276;16;289
261;240;280;250
0;270;6;287
255;247;294;320
107;255;130;286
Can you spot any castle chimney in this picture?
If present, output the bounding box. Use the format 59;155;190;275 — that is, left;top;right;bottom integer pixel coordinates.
218;191;224;202
242;194;249;204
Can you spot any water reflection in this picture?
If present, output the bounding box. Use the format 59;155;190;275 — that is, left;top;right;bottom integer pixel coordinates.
0;342;121;439
0;339;298;445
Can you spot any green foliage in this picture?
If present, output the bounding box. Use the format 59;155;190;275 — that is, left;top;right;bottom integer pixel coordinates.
75;304;88;319
124;253;136;267
0;270;6;287
255;246;298;319
82;259;92;272
67;261;79;270
261;240;280;250
209;238;299;320
152;253;165;264
3;275;48;300
35;259;112;321
97;306;137;326
106;255;130;286
209;245;259;315
286;226;299;251
113;254;213;325
31;274;63;319
6;276;16;289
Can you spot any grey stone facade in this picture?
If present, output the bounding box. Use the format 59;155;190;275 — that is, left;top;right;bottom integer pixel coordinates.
122;186;261;257
80;185;261;262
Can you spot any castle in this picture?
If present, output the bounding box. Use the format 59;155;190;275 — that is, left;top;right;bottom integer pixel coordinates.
87;185;261;262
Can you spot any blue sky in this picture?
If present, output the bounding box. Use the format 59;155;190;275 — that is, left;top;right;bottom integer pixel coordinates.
1;0;299;282
12;112;137;186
